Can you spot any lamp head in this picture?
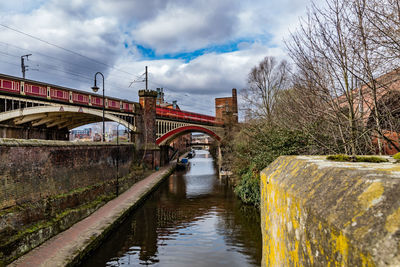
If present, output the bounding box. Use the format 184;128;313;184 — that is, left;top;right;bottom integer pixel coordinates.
91;85;99;93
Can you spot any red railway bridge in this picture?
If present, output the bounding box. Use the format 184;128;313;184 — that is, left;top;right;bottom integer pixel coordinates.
0;73;237;165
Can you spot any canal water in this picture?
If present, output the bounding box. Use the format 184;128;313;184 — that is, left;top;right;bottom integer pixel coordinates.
81;150;262;266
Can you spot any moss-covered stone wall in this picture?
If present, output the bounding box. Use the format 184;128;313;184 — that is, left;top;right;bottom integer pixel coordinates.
0;139;139;265
0;139;134;209
260;156;400;266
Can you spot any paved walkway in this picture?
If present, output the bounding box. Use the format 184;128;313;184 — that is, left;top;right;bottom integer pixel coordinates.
9;164;174;267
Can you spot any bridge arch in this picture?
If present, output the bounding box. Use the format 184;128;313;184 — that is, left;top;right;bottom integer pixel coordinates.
156;125;221;146
0;105;136;131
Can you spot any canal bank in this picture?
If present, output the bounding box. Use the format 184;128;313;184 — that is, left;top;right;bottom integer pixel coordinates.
8;164;176;267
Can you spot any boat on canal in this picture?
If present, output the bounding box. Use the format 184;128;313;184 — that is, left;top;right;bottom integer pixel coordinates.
176;157;190;170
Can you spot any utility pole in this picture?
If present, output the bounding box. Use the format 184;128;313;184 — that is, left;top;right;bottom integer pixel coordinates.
128;66;149;89
21;54;32;79
145;66;148;90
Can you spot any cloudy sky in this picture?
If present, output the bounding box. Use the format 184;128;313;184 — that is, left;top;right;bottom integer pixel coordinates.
0;0;312;116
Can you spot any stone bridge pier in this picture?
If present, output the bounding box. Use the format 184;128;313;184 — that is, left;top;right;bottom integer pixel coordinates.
137;89;161;168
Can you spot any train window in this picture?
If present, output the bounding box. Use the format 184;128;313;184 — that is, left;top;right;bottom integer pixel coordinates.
69;94;72;100
47;90;50;97
21;84;24;92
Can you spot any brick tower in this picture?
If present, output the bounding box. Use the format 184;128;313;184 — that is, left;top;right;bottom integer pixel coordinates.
215;88;238;124
138;89;160;168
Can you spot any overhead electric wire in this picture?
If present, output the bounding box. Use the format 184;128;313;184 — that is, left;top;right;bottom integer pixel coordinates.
0;41;138;82
0;23;136;77
29;59;93;81
0;56;136;96
35;67;93;85
0;50;20;59
0;50;93;82
0;45;141;94
0;24;148;99
0;59;20;68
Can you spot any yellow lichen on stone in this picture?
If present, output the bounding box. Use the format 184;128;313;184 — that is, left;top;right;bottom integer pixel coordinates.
306;239;314;265
331;231;349;266
358;182;384;210
260;156;396;266
385;207;400;234
360;253;375;267
288;240;300;267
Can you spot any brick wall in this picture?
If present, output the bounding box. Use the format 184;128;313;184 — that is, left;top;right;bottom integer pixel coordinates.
0;139;146;264
0;139;135;209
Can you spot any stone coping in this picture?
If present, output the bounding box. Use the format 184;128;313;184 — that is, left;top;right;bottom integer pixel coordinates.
0;138;134;147
260;155;400;266
299;155;400;175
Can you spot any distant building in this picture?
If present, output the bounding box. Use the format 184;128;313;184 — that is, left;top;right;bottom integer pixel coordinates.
156;88;165;105
70;128;92;141
157;88;180;109
215;88;238;124
190;133;213;150
192;133;212;144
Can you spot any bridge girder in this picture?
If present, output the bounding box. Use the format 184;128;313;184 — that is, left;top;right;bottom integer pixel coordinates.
0;105;137;132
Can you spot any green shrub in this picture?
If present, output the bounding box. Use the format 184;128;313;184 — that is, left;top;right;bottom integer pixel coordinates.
231;124;311;207
327;155;388;163
234;168;260;208
393;152;400;161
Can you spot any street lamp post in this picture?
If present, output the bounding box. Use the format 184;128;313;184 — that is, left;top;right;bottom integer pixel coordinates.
91;72;105;142
116;123;120;196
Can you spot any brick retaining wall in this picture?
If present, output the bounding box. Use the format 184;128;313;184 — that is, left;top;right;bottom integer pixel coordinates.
0;139;135;209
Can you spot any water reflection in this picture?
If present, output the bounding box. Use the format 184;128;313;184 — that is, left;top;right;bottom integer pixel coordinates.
81;150;262;267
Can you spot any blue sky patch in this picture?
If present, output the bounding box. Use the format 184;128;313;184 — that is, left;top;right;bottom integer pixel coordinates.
134;38;259;62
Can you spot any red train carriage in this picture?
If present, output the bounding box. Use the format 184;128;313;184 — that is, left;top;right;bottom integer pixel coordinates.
24;83;47;97
156;106;219;125
91;95;103;107
0;78;20;94
50;87;69;102
71;92;89;105
0;73;139;116
107;99;120;110
122;102;133;113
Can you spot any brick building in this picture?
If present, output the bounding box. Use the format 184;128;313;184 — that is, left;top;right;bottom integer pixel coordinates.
215;88;238;124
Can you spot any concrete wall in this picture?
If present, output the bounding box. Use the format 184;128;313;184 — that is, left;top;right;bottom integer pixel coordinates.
260;156;400;266
0;139;139;265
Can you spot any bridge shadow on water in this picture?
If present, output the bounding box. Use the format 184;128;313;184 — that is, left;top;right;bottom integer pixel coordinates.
80;150;262;267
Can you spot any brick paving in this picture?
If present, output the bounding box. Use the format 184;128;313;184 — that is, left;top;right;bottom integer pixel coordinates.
8;164;174;267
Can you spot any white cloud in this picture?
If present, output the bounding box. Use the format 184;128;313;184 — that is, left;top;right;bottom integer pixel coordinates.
131;0;239;54
0;0;314;118
111;43;285;115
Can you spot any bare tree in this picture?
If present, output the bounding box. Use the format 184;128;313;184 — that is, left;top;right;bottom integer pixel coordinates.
240;0;400;156
363;0;400;152
242;56;290;124
284;0;370;157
